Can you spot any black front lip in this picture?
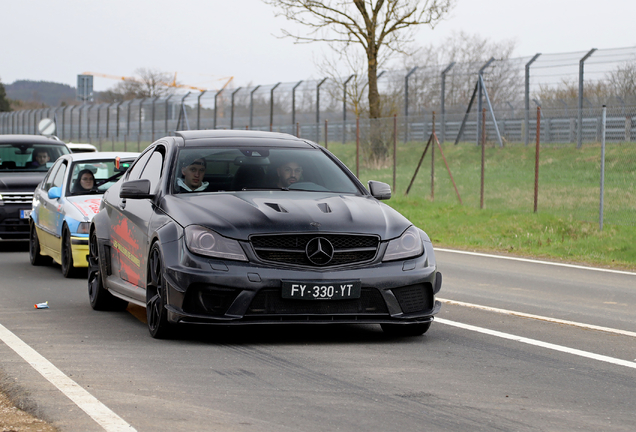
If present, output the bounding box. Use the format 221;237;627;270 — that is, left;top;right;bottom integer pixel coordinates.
162;247;440;326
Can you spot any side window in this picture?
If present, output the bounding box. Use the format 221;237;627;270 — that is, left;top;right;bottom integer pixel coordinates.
140;149;164;193
51;162;67;188
42;161;63;191
126;149;153;180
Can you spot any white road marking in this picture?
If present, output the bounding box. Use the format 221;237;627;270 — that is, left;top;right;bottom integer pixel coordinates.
436;248;636;276
0;323;136;432
438;298;636;338
436;318;636;370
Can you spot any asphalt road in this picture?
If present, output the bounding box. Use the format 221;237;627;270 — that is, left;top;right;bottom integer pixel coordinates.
1;242;635;432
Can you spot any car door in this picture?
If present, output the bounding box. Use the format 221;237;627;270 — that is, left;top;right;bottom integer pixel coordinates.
105;148;153;288
38;160;67;254
118;145;166;287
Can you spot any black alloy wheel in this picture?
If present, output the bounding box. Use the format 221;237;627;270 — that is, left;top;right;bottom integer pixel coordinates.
88;231;128;311
381;321;431;337
61;227;77;278
29;223;49;266
146;243;172;339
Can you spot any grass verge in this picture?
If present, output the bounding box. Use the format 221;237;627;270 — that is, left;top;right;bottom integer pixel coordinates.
388;196;636;271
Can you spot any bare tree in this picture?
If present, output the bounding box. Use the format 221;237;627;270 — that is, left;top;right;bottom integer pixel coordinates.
263;0;455;120
99;68;178;102
399;32;520;113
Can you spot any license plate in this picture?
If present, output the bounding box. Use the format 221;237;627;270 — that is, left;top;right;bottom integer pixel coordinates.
20;209;31;219
281;281;361;300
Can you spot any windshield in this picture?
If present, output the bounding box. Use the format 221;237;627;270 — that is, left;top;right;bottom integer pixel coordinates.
0;143;70;172
173;147;361;195
68;159;127;196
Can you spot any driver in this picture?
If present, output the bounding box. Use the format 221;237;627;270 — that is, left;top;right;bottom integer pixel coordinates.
276;160;303;188
72;169;96;194
29;148;51;168
177;155;208;192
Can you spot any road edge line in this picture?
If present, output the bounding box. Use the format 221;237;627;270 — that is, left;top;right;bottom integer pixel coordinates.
0;323;136;432
436;318;636;369
438;298;636;338
435;248;636;276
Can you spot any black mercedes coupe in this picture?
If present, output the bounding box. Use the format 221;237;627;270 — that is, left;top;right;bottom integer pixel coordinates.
88;130;442;338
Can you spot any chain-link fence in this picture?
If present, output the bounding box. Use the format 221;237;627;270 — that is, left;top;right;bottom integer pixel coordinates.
1;47;635;226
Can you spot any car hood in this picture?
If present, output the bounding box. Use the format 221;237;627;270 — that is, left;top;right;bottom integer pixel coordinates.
67;195;103;220
0;172;46;192
160;192;412;241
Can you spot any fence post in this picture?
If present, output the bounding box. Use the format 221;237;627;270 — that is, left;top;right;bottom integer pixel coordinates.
324;119;328;149
393;114;397;193
151;96;159;141
356;117;360;179
316;78;328;142
69;106;77;141
292;80;303;127
138;97;146;146
164;95;173;135
534;106;541;213
431;111;435;200
213;89;223;130
249;85;259;129
578;48;597;149
197;90;206;130
343;75;355;143
404;67;418;143
525;54;541;146
228;87;240;130
440;62;455;144
480;108;486;209
270;83;281;132
600;105;606;230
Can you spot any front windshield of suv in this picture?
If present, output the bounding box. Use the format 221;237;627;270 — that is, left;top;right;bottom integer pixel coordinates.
0;143;70;172
68;159;124;195
173;147;361;195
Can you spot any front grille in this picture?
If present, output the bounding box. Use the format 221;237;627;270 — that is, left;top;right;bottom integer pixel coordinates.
0;192;34;204
0;218;30;233
251;234;379;267
392;283;433;314
246;288;388;315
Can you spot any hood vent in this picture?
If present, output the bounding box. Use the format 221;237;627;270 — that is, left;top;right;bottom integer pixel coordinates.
265;202;288;213
317;203;332;213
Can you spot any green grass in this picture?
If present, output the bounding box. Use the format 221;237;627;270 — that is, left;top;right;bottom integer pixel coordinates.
326;139;636;270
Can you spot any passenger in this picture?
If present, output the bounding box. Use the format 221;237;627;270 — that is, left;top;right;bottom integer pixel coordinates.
28;149;51;168
276;160;303;188
177;155;208;192
72;169;96;194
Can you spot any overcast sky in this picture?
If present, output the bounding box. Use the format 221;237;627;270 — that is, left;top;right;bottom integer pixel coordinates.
2;0;635;92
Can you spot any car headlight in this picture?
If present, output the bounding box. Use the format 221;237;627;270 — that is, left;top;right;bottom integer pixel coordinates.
383;226;423;262
184;225;247;261
77;222;90;234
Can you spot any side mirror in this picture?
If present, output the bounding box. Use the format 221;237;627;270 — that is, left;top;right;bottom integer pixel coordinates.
120;179;153;199
48;187;62;200
368;180;391;200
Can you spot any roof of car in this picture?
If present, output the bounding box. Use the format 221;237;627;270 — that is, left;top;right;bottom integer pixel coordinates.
0;134;68;145
174;130;318;148
60;152;140;162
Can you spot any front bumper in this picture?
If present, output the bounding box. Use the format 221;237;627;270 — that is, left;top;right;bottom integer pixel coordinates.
160;241;442;326
71;235;89;268
0;204;31;240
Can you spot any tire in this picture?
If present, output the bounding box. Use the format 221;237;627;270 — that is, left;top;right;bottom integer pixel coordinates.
381;321;431;337
29;224;50;266
146;243;173;339
88;231;128;311
61;227;79;278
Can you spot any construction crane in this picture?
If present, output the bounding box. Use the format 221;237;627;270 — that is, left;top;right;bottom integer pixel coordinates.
82;71;233;92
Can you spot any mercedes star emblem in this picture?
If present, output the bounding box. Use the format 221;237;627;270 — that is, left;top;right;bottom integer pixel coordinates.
305;237;335;265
